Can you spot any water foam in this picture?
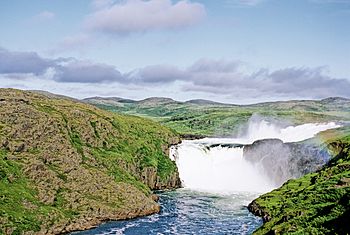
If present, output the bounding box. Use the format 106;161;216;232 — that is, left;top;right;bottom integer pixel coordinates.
175;144;274;193
172;120;340;194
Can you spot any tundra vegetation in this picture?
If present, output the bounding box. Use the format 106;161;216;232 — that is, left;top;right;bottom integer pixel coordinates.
0;89;180;234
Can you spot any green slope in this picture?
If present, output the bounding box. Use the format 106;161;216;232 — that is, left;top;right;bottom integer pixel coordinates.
0;89;180;234
85;97;350;136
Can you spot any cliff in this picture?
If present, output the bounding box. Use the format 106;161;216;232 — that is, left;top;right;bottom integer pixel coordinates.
243;139;330;187
247;128;350;234
0;89;181;234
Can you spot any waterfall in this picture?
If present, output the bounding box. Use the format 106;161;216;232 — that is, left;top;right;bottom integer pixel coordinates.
171;120;340;194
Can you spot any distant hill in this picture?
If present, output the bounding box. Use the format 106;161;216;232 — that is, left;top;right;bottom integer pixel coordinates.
84;96;350;108
321;97;350;103
185;99;231;106
137;97;179;106
83;96;136;106
84;96;135;102
85;96;350;137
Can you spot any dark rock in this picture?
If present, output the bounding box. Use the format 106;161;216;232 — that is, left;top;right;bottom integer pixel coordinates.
180;133;207;140
2;140;9;148
243;139;330;186
209;143;244;149
15;143;25;152
248;200;271;222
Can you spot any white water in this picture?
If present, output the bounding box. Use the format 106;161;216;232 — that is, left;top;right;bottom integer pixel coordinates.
171;120;340;194
192;121;340;145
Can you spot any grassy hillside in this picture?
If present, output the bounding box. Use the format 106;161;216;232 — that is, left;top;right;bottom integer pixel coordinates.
248;127;350;234
85;97;350;136
0;89;181;234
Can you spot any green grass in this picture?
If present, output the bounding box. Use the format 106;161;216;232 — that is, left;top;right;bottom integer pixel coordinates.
0;149;42;234
0;149;84;234
89;98;350;136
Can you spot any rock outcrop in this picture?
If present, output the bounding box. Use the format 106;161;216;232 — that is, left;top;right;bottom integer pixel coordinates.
243;138;330;186
0;89;181;235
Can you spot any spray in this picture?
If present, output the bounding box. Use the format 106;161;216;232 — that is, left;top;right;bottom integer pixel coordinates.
173;119;340;194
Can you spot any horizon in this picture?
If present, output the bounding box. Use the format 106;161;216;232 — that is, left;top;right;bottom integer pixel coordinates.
82;92;350;104
12;87;350;106
1;0;350;103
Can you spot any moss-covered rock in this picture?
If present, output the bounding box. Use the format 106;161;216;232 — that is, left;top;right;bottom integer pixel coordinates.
0;89;181;234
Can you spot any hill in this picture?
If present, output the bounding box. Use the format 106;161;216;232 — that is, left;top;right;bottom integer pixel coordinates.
0;89;181;234
185;99;230;106
83;97;136;106
85;96;350;137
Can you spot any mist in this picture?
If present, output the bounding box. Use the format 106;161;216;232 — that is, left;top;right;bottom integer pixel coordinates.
171;117;340;194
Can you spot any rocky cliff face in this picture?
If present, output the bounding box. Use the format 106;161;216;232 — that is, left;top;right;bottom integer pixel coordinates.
243;139;330;186
247;130;350;234
0;89;181;235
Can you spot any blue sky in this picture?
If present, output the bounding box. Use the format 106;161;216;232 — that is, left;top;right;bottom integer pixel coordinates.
0;0;349;103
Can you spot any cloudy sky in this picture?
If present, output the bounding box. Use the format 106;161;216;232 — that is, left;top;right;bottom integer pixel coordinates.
0;0;349;103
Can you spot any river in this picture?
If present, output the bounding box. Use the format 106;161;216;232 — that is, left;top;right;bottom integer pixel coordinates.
73;120;339;235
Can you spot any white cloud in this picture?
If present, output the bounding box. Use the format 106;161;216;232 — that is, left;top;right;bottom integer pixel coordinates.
0;48;55;75
54;60;124;83
84;0;206;35
1;47;350;100
126;60;350;98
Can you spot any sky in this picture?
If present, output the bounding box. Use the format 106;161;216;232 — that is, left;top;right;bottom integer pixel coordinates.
0;0;349;104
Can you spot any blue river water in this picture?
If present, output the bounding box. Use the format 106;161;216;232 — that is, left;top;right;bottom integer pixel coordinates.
72;189;262;235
